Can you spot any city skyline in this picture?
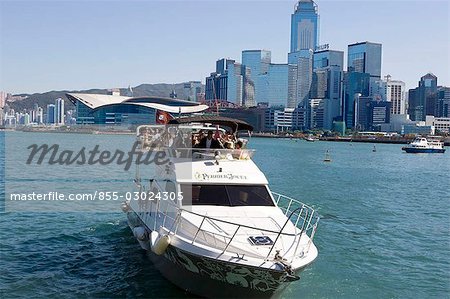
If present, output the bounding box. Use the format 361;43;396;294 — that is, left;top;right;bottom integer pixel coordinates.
1;0;449;94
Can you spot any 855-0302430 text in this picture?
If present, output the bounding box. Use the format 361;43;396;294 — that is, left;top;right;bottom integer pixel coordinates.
9;191;184;201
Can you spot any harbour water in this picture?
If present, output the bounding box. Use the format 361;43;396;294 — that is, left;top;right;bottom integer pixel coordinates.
1;132;449;298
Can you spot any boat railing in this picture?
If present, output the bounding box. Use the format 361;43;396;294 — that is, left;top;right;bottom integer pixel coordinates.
157;192;319;262
272;192;320;253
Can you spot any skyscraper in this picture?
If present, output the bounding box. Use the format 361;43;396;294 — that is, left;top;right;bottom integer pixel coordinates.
183;81;202;102
242;50;271;103
342;71;370;128
370;75;406;115
408;73;438;121
290;0;319;52
55;98;64;125
288;1;319;109
347;42;382;81
436;87;450;117
311;49;343;102
310;53;343;131
206;58;255;107
0;91;7;109
47;104;55;124
258;64;289;107
313;49;344;70
227;62;245;106
344;41;382;129
205;59;233;101
287;50;313;108
420;73;438;117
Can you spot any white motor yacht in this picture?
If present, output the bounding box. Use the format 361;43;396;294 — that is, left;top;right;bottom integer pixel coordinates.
402;136;445;153
123;116;320;298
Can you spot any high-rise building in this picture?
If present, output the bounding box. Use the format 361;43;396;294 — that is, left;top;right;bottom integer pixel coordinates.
242;66;256;107
436;87;450;117
287;49;313;108
310;50;343;129
242;50;271;103
55;98;65;125
183;81;202;102
206;59;233;101
227;62;245;106
37;107;44;124
258;64;289;107
288;1;319;109
47;104;56;124
371;75;406;115
368;100;391;131
206;58;256;107
0;91;7;109
307;99;324;129
313;49;344;70
347;41;382;83
242;50;271;77
342;71;370;129
408;73;438;121
290;0;319;52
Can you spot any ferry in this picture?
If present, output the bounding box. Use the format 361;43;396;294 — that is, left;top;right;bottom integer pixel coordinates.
402;136;446;153
122;116;320;298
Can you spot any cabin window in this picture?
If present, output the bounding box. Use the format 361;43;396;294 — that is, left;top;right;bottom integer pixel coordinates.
180;184;274;206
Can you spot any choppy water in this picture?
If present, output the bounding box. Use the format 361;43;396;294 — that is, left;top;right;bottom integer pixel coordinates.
1;132;449;298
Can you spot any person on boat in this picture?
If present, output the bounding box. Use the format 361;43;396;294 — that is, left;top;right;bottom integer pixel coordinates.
197;130;222;149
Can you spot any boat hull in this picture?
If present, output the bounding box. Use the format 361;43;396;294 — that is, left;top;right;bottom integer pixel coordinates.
127;212;301;298
402;147;445;153
149;245;294;298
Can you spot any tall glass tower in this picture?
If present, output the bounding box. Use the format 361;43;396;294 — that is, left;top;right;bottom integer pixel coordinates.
287;0;319;108
290;0;319;52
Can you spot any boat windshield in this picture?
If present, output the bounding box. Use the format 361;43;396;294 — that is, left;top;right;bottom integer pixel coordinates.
180;184;274;207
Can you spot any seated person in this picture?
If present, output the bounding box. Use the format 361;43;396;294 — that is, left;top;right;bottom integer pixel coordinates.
197;130;222;149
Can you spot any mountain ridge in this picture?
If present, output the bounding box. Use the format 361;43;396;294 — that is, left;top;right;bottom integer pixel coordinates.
8;82;204;112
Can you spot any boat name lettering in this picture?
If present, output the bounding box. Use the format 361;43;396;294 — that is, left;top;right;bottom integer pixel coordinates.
194;172;248;181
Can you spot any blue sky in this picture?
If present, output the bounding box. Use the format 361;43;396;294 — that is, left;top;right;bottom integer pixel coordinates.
1;0;449;94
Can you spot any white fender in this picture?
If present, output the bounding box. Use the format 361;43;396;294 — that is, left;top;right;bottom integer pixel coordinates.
150;231;170;255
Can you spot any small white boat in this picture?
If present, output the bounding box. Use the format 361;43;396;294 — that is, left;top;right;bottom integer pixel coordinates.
402;136;445;153
372;145;377;152
123;116;320;298
305;135;317;142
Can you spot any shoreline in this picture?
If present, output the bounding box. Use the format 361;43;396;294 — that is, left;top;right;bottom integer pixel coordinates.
2;128;449;146
250;133;450;146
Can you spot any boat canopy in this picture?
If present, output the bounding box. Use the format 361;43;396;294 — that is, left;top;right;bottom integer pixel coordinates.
168;116;253;133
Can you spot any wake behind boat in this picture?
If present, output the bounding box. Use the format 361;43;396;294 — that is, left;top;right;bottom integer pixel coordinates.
402;136;445;153
123;116;320;298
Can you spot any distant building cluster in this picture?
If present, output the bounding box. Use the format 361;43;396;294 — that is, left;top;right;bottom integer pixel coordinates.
1;95;76;127
203;0;450;135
